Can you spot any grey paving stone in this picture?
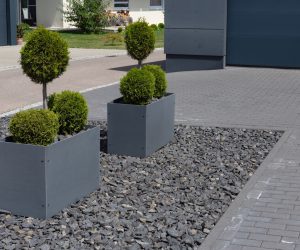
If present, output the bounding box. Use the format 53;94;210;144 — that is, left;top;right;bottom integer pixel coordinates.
261;241;295;250
255;222;286;230
232;239;262;247
248;233;280;243
242;247;275;250
239;227;268;234
261;212;290;219
268;229;299;238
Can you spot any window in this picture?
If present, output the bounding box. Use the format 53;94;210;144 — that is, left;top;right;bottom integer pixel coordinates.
20;0;36;26
150;0;163;9
114;0;129;9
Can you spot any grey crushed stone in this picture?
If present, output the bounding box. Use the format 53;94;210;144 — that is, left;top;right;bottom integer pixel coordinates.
0;118;282;249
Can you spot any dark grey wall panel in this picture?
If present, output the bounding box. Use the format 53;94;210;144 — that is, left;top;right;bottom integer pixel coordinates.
0;0;7;46
227;0;300;68
6;0;17;45
165;0;226;29
0;0;17;46
165;29;225;56
166;55;224;72
165;0;227;72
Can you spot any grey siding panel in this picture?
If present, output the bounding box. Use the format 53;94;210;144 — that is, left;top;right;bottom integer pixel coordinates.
227;0;300;68
0;0;7;46
165;0;226;29
165;29;225;56
7;0;17;45
165;0;227;71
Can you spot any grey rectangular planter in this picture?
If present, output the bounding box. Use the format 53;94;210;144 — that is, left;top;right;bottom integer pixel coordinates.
0;126;100;219
107;93;175;158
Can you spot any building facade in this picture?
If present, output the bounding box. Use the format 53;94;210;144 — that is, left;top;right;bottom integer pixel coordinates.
165;0;300;72
19;0;164;29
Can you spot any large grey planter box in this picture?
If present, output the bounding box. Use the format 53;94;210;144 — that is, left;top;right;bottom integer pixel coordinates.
107;93;175;158
0;126;100;219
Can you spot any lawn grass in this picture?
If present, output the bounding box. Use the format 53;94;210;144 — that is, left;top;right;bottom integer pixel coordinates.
24;29;164;50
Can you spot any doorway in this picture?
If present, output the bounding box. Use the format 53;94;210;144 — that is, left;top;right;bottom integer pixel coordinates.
19;0;36;26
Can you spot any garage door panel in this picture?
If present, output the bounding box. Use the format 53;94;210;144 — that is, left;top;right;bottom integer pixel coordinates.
228;36;300;67
227;0;300;68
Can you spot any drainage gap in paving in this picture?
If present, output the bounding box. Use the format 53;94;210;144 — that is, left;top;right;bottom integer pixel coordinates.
0;118;282;249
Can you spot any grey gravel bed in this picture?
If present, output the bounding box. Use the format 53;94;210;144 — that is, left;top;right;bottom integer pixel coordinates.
0;118;282;250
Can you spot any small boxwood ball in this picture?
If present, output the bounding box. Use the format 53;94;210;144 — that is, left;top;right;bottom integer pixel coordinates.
48;91;88;135
20;27;69;85
142;65;167;98
120;68;155;105
9;109;59;146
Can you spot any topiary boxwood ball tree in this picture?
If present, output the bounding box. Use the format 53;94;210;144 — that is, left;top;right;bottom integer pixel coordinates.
120;68;155;105
20;27;69;109
125;19;155;68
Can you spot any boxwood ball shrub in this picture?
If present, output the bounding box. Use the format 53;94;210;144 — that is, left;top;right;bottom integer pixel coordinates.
20;27;69;109
158;23;165;29
142;65;167;98
9;110;59;146
120;68;155;105
48;91;88;135
150;24;158;31
125;20;155;68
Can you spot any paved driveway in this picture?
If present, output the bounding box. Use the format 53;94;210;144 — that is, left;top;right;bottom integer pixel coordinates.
86;67;300;129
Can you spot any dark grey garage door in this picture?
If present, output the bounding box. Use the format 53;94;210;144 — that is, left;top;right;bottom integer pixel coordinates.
227;0;300;68
0;0;7;46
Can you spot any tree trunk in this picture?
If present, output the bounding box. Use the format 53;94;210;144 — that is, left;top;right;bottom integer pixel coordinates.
42;83;48;109
138;60;142;69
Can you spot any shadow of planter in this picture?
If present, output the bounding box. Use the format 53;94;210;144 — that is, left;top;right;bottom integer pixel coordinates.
0;126;100;219
107;93;175;158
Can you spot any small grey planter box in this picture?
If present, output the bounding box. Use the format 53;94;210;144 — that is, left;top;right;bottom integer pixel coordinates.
0;126;100;219
108;93;175;158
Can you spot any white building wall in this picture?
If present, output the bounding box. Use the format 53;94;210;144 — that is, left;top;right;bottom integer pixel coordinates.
108;0;164;24
36;0;65;28
37;0;164;29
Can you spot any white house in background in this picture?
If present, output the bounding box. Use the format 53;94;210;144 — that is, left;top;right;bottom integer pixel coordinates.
19;0;164;29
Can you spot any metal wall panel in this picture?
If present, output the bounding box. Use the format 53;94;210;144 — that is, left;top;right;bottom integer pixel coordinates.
165;0;226;29
165;29;225;56
0;0;7;46
227;0;300;68
165;0;227;72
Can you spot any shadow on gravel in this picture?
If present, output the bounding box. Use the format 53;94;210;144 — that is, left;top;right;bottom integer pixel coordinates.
109;60;166;71
100;128;108;153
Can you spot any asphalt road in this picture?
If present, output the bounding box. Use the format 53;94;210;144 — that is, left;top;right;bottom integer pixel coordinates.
0;51;165;114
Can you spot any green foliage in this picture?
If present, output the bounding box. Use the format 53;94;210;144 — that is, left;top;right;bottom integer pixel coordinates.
150;24;158;31
17;23;30;38
9;109;59;146
64;0;108;34
158;23;165;29
120;68;155;105
142;65;167;98
124;20;155;67
103;33;123;45
48;91;88;135
117;27;123;33
20;27;69;85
